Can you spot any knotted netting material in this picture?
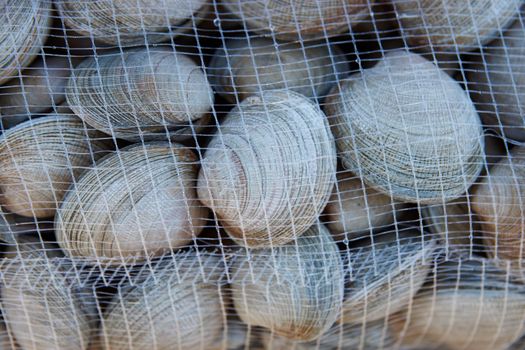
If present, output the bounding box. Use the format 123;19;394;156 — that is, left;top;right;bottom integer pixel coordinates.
0;0;524;349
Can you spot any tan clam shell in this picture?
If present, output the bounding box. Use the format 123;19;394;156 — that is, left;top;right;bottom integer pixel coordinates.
0;0;52;85
325;50;484;204
55;142;208;264
230;224;344;341
208;37;348;103
197;90;336;248
423;197;482;252
1;236;96;350
260;320;392;350
0;318;16;349
340;228;437;325
101;251;225;350
392;0;521;52
391;259;525;350
0;56;79;123
466;14;525;142
221;0;373;41
55;0;209;46
0;115;111;218
324;172;406;240
66;47;213;141
471;146;525;271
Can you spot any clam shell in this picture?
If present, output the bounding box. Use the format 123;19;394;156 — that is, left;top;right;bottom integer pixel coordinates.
391;259;525;350
197;90;336;248
340;228;437;325
101;251;225;350
423;197;482;252
325;50;484;204
0;56;79;124
55;0;209;46
208;37;348;103
260;320;392;350
1;236;96;350
471;146;525;273
55;142;208;263
466;14;525;142
0;115;111;218
230;224;344;341
0;0;52;85
323;172;406;240
66;47;213;141
392;0;521;52
221;0;373;41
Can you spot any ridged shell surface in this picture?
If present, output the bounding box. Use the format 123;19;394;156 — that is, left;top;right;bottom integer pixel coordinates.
391;259;525;350
102;251;224;350
392;0;521;52
325;50;484;204
0;0;52;85
340;228;436;324
2;236;95;350
66;47;213;141
55;0;209;45
221;0;372;40
230;224;343;341
0;115;111;218
55;142;208;263
198;90;336;248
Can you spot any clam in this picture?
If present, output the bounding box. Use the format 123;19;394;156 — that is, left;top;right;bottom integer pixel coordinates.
340;228;437;325
0;0;52;85
230;224;343;341
391;0;521;52
0;56;79;126
66;47;213;141
55;0;209;46
466;14;525;142
325;50;484;204
101;250;225;350
1;235;96;350
471;146;525;274
391;259;525;350
323;172;406;241
198;90;336;248
423;197;482;253
208;37;348;103
0;115;111;218
221;0;373;41
260;320;392;350
55;142;208;263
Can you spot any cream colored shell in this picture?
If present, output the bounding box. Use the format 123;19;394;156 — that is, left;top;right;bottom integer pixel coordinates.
325;50;484;204
55;142;208;264
0;0;52;85
198;90;336;248
208;37;348;103
2;236;95;350
221;0;373;41
230;224;343;341
55;0;209;46
392;0;521;52
340;228;436;324
0;115;111;218
391;259;525;350
472;146;525;273
66;47;213;141
101;251;225;349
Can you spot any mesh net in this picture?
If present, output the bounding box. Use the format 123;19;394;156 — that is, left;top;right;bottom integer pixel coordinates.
0;0;524;349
